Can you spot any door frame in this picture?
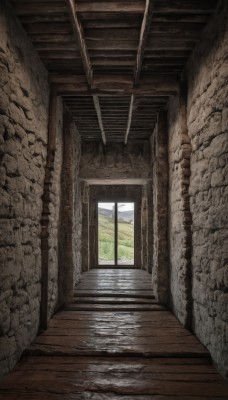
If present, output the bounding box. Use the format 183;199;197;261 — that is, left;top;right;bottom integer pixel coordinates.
88;185;142;270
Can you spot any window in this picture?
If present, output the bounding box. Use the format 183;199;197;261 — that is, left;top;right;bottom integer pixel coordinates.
98;202;135;266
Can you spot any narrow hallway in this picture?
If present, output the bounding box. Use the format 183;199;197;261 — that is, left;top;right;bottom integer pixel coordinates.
0;269;228;399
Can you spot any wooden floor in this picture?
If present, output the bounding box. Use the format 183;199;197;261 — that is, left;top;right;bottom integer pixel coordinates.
0;269;228;399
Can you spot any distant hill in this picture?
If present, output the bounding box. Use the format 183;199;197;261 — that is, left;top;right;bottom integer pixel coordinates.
99;207;114;219
118;210;134;223
99;207;133;223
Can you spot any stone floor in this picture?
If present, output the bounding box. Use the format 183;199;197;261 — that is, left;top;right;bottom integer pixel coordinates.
0;269;228;399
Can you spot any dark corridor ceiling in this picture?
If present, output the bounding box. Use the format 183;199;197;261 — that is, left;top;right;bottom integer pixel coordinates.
10;0;217;143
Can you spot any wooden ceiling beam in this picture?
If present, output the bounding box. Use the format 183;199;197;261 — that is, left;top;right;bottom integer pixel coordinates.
93;95;107;145
12;0;215;15
65;0;93;86
65;1;107;145
52;83;179;96
49;74;178;85
134;0;154;85
124;95;135;145
76;0;215;14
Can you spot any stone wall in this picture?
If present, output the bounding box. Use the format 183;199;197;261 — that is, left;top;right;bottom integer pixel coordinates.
58;109;81;305
47;97;63;318
0;0;49;377
141;185;149;271
168;88;192;327
187;1;228;377
168;1;228;377
72;119;82;286
151;111;169;304
80;141;151;182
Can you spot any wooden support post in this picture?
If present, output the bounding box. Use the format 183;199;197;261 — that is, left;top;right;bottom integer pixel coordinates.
81;183;90;272
147;181;153;274
40;90;58;330
141;185;148;271
114;202;118;265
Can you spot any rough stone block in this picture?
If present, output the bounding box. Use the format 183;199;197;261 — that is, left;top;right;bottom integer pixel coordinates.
2;153;18;176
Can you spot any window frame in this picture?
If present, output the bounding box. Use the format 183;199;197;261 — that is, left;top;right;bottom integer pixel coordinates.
96;201;136;267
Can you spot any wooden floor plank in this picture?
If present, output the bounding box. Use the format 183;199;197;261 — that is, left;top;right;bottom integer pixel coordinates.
1;375;228;397
73;296;156;304
0;268;228;399
64;304;166;311
74;290;155;298
0;395;226;400
39;327;193;337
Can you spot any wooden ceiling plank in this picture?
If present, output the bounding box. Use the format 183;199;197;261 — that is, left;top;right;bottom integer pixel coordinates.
25;23;205;38
93;95;107;145
75;1;145;13
65;0;93;86
78;0;214;14
12;0;215;15
124;95;135;145
33;38;197;51
135;0;155;85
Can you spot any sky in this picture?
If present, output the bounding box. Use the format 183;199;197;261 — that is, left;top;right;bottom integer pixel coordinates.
98;202;134;212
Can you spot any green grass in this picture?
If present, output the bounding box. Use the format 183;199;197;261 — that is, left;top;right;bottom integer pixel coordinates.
98;215;134;264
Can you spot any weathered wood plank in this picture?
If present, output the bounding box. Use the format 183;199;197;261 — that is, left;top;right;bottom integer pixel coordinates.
135;0;154;84
124;94;134;144
1;371;224;387
31;335;202;347
11;0;216;15
93;95;106;145
1;269;228;399
76;0;215;14
1;372;228;397
63;303;166;311
16;356;213;370
74;289;154;297
65;0;93;85
26;343;209;358
0;394;226;400
53;83;179;96
30;34;199;48
73;296;155;304
19;14;208;25
38;327;193;337
10;0;217;152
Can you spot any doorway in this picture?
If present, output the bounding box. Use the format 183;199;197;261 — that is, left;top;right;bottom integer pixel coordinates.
97;202;135;266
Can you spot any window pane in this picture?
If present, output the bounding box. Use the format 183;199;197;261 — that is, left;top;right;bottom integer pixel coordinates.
98;203;115;265
117;203;134;265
